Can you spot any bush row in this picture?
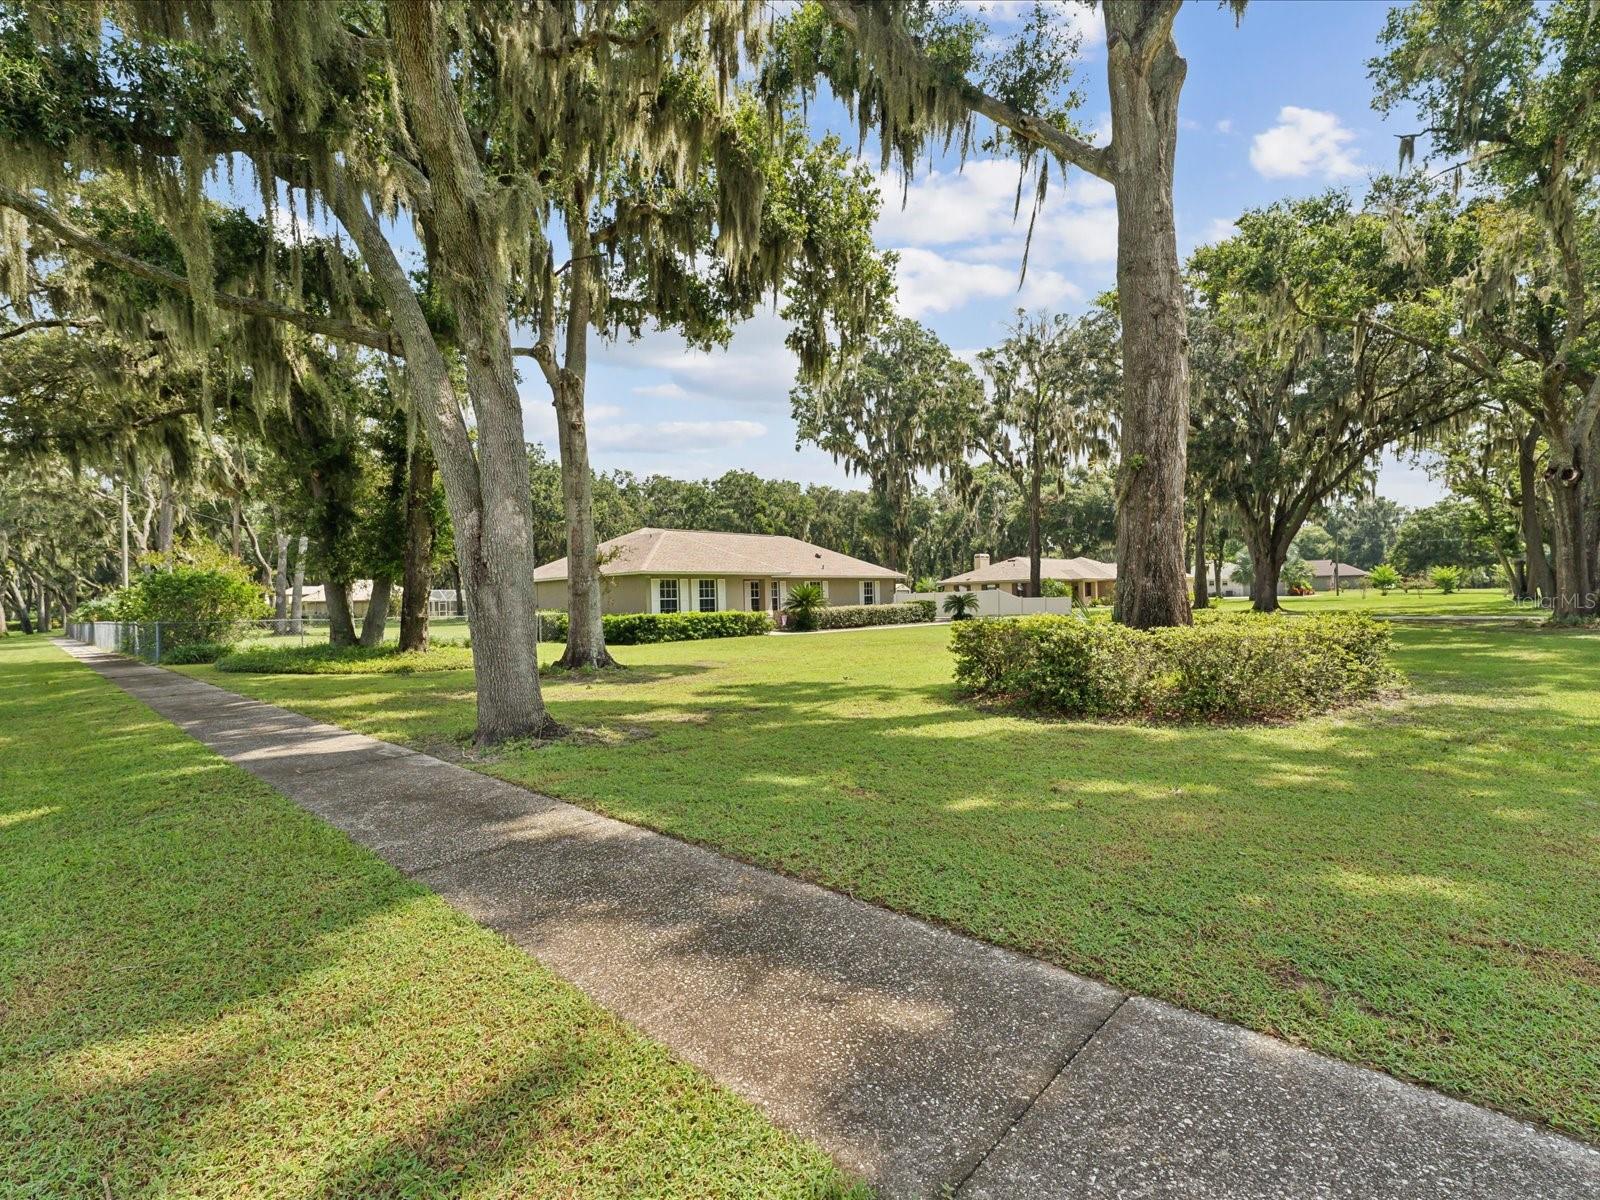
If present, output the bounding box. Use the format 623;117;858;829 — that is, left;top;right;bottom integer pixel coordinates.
951;611;1396;721
75;562;265;648
537;609;773;644
814;601;935;629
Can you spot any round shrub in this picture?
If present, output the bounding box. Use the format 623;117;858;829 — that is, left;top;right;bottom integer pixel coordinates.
951;612;1397;721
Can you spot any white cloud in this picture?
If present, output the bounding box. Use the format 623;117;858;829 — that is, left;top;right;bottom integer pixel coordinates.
1250;106;1361;179
593;419;766;454
1200;217;1238;245
893;247;1080;318
631;381;692;399
1215;119;1234;135
595;306;799;408
869;158;1115;316
963;1;1103;45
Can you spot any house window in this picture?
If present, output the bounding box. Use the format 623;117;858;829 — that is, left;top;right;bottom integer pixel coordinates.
657;578;679;614
770;581;782;611
698;579;717;612
748;580;762;611
861;580;877;605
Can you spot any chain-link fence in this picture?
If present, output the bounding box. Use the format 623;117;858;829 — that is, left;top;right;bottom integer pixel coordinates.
65;618;337;663
65;615;475;663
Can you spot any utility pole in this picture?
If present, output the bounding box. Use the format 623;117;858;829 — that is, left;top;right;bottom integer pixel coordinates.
120;479;130;586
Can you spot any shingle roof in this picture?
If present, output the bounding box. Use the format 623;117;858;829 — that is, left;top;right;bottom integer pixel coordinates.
1303;560;1370;578
938;555;1118;586
534;528;903;582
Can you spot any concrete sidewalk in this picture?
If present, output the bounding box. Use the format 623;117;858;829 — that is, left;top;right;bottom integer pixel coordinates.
58;641;1600;1199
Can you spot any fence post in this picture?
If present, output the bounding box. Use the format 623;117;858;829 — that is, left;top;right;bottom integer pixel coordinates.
153;621;162;664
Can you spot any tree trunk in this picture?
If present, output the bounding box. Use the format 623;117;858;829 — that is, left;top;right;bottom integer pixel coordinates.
1026;466;1043;598
290;535;307;633
1547;476;1595;618
324;580;358;647
273;533;291;626
120;480;131;587
554;381;616;668
231;498;242;559
157;475;175;554
452;560;465;616
1245;526;1286;613
385;0;556;741
38;579;50;632
399;447;435;653
358;578;392;646
543;198;616;671
1193;496;1209;609
9;578;33;634
0;581;8;636
1106;3;1192;630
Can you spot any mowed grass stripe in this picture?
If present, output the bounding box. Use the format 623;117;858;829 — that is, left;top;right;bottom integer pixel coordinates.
0;636;862;1199
182;619;1600;1140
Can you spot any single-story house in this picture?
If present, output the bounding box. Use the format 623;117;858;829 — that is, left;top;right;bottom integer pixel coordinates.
1302;560;1370;592
1214;562;1248;598
533;527;904;616
937;553;1117;603
298;580;381;620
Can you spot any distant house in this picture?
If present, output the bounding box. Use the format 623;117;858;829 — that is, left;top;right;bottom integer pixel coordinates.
533;528;904;616
1214;562;1248;598
937;553;1117;603
1301;560;1370;592
298;581;380;620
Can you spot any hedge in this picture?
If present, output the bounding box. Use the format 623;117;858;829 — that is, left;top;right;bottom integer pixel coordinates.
537;609;772;645
814;602;935;629
951;611;1396;721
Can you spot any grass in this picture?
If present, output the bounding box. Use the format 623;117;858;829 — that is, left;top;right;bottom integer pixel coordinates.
0;635;863;1199
215;640;477;674
179;617;1600;1142
1216;586;1538;616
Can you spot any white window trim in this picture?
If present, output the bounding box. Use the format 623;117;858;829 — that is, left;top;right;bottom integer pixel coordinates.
653;577;683;615
696;577;722;613
860;579;877;605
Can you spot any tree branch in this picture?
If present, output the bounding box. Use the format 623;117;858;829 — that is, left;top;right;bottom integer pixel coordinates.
0;184;402;356
0;317;102;343
817;0;1113;182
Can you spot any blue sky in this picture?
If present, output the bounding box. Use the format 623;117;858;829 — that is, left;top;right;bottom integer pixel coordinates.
540;1;1443;505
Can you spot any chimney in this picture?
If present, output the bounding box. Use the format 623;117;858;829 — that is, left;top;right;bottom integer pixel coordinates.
974;552;991;571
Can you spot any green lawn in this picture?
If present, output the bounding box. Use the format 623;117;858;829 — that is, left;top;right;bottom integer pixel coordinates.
0;636;861;1199
179;618;1600;1141
1216;585;1538;616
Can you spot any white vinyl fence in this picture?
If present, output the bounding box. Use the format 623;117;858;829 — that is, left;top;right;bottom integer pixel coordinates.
895;590;1083;619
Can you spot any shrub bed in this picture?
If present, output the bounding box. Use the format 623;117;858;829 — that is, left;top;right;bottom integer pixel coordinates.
951;611;1396;721
537;609;772;644
215;642;475;675
814;602;935;629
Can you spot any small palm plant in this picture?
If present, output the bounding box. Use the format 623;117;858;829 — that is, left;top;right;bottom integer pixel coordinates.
942;591;980;620
782;582;827;631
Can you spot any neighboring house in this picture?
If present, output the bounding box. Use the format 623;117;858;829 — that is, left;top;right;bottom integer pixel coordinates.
937;553;1117;603
533;527;904;616
298;580;380;620
1301;560;1370;593
1214;562;1248;598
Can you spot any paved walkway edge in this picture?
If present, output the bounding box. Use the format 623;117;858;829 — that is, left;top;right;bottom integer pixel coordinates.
56;641;1600;1199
